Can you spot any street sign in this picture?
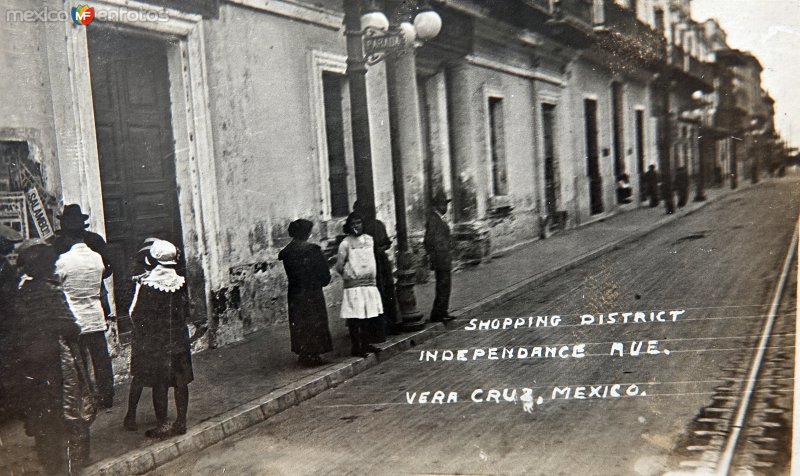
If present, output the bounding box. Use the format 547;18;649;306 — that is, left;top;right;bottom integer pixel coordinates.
364;33;403;57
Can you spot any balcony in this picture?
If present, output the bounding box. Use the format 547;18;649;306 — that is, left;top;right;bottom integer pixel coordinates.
668;47;714;92
558;0;594;25
522;0;552;13
594;0;665;69
544;0;595;48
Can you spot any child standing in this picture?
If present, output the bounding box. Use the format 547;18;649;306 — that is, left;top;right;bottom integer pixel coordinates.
336;212;383;357
124;239;204;438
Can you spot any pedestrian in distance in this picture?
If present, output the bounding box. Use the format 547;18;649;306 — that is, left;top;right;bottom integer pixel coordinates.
674;165;690;208
55;229;115;409
9;241;96;475
124;239;205;438
643;165;660;208
278;219;333;366
336;212;383;357
424;190;455;323
616;173;633;204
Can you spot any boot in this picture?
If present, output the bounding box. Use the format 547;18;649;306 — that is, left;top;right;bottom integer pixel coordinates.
349;321;366;357
145;420;172;439
360;320;380;354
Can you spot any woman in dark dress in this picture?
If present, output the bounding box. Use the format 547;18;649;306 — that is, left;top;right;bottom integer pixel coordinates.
278;219;333;366
125;239;202;438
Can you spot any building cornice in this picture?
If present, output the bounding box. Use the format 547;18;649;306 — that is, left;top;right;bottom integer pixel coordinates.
465;54;565;87
224;0;343;31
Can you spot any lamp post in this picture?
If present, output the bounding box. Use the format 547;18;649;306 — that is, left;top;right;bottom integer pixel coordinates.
748;118;764;184
687;90;714;202
654;73;676;214
343;0;442;332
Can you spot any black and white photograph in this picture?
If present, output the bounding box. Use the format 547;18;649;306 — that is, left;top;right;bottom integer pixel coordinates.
0;0;799;474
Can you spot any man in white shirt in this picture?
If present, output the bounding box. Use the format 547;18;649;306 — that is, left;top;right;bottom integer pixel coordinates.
55;233;115;408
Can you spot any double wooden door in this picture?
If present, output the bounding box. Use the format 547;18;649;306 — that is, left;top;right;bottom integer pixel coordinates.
88;29;183;317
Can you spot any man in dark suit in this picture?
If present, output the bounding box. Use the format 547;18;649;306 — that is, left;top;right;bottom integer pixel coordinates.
424;191;454;322
643;165;660;208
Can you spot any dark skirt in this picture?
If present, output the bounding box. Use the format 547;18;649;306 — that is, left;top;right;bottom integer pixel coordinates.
287;287;332;355
131;339;193;387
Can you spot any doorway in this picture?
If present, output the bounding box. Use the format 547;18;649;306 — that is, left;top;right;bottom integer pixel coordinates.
87;28;183;317
635;109;645;201
584;98;603;215
542;103;558;217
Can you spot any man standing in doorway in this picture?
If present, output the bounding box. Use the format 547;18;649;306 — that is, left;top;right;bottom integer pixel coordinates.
424;191;454;323
54;204;115;408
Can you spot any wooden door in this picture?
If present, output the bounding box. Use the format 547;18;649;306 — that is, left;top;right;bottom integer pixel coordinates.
88;29;182;318
542;104;558;217
584;99;603;215
635;110;646;201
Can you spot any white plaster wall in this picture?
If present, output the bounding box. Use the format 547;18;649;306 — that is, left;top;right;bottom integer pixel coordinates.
0;0;62;199
461;63;540;252
203;3;397;342
563;58;616;224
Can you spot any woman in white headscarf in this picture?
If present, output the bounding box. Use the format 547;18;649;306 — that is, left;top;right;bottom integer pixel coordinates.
124;239;205;438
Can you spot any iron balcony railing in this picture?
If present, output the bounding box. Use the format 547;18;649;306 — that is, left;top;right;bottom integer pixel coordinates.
670;47;713;83
596;0;665;65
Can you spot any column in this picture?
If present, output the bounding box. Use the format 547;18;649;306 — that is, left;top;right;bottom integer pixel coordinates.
445;61;490;262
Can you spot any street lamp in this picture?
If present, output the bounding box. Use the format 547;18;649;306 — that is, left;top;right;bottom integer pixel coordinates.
685;90;715;202
343;1;443;332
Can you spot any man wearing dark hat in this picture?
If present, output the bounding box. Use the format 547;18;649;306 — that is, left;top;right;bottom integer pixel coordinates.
54;204;112;279
424;190;455;322
53;204;115;408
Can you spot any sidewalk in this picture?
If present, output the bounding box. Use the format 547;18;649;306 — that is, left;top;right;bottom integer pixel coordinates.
0;183;751;475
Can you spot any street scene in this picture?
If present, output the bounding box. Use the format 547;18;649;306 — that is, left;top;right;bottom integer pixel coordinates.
148;180;799;475
1;0;799;474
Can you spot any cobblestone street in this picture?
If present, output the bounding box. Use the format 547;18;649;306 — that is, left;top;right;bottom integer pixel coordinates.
148;179;799;475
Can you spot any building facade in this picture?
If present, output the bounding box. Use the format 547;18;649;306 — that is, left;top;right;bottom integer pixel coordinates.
0;0;779;355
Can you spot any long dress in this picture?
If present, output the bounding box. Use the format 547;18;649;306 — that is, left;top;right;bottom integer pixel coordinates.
365;219;397;328
336;235;384;319
278;239;333;355
129;267;194;387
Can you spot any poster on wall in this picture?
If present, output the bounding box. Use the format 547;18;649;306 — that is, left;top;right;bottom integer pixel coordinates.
24;187;53;241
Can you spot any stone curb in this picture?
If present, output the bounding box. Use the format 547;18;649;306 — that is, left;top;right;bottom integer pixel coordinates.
82;184;749;475
82;323;444;476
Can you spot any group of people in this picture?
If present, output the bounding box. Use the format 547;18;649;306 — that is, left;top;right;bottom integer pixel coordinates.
0;204;202;474
641;164;691;208
279;191;455;365
0;193;456;472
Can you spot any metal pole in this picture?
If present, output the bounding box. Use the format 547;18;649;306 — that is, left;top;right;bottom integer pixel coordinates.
385;0;425;332
344;0;376;214
694;125;707;201
655;74;675;214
